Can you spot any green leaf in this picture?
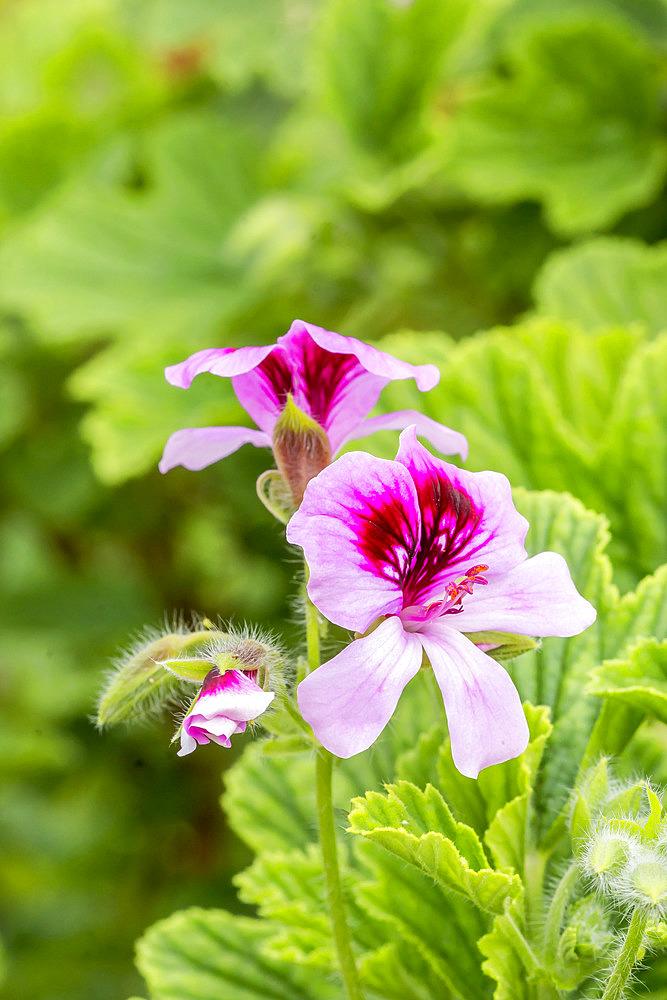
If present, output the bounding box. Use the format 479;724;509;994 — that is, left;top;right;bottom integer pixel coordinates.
587;638;667;724
451;19;667;234
234;845;334;969
533;237;667;336
0;110;262;343
223;742;317;854
316;0;469;156
349;780;521;914
355;840;490;999
436;703;551;834
206;0;322;98
379;320;666;588
135;908;340;1000
359;941;455;1000
478;894;538;1000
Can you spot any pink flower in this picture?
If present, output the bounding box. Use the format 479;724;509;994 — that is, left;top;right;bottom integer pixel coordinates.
286;427;596;778
177;667;274;756
159;320;467;500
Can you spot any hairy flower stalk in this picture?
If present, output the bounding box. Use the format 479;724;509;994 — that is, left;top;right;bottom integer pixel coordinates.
287;427;596;777
306;587;364;1000
158;319;466;509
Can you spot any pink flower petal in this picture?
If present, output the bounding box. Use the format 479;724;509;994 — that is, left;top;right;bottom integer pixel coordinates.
158;425;271;473
344;410;468;460
165;345;275;388
451;552;597;637
419;622;529;779
297;616;423;758
233;320;388;446
195;669;275;723
287;451;421;632
395;427;528;605
300;321;440;391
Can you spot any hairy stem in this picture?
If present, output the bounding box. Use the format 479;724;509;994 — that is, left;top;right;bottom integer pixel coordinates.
305;572;364;999
600;908;650;1000
316;748;365;1000
543;862;579;963
304;590;321;674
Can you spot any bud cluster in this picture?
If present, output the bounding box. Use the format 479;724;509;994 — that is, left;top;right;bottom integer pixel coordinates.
98;619;283;756
574;763;667;918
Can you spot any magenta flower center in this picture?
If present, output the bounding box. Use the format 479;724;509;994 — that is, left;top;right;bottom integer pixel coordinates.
256;341;359;428
357;469;488;610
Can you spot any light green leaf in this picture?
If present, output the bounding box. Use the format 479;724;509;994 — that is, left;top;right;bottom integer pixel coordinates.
135;908;340;1000
222;742;317;854
484;707;551;873
533;237;667;336
349;780;521;914
0;111;262;342
478;894;536;1000
359;941;454;1000
355;840;490;1000
587;638;667;724
394;722;446;789
206;0;322;97
316;0;470;156
451;19;667;234
234;845;334;969
378;320;665;587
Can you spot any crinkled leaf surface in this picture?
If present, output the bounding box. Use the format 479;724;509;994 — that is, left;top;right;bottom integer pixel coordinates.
354;840;490;1000
135;908;340;1000
587;638;667;723
451;18;667;234
478;895;531;1000
533;237;667;336
349;780;521;913
378;320;666;587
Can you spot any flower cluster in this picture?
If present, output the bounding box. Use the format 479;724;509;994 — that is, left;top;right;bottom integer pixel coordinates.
153;320;595;777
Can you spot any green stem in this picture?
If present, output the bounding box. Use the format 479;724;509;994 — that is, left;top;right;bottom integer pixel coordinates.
316;748;365;1000
600;908;650;1000
303;564;364;999
543;862;579;963
304;590;321;674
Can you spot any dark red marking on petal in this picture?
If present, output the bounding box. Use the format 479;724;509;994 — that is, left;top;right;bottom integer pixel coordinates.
355;465;487;609
256;330;363;429
401;467;484;606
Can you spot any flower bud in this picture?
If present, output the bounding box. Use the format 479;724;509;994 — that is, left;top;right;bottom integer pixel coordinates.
271;394;331;505
177;666;275;756
171;628;284;755
581;825;639;892
619;853;667;915
97;626;220;727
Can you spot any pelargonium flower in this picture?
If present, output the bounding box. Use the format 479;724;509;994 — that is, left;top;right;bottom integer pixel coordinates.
286;427;596;778
177;666;274;756
159;319;467;503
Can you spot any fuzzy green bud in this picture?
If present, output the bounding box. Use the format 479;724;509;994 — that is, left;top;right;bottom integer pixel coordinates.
621;855;667;915
271;394;331;505
97;627;221;727
581;825;639;892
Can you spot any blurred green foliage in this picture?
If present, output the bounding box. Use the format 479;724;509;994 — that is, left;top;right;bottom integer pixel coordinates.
0;0;665;997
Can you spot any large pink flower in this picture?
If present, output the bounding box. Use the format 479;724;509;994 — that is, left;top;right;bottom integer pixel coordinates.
286;427;596;778
159;320;467;480
177;667;274;756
